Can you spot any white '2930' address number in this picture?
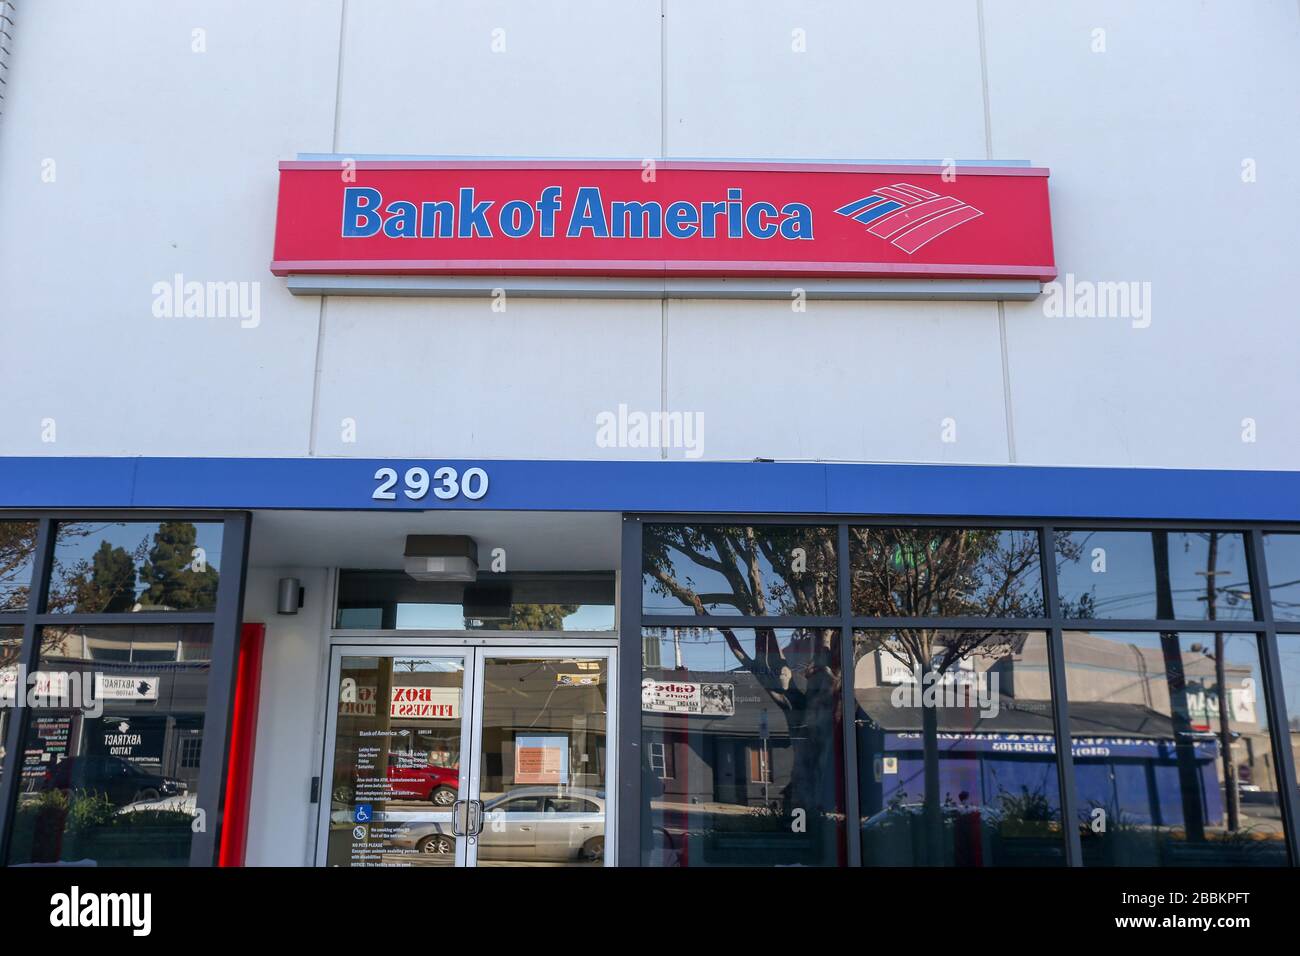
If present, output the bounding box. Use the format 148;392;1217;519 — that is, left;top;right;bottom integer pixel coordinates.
372;466;489;501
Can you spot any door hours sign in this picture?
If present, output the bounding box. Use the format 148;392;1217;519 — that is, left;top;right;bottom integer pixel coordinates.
271;159;1056;281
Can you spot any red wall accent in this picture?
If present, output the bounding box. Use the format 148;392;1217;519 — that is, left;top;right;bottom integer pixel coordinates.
218;622;266;866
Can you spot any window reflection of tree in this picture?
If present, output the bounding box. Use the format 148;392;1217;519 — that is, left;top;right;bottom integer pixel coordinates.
46;522;218;615
0;521;38;611
851;528;1057;864
642;526;840;844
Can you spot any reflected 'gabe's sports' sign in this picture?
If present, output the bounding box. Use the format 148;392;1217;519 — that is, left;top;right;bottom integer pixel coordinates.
271;159;1056;280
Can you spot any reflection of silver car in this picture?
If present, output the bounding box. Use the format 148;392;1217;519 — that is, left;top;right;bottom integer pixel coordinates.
392;787;604;862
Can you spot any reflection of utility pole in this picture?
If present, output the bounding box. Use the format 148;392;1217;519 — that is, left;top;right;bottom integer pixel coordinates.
1152;531;1206;842
1197;532;1240;832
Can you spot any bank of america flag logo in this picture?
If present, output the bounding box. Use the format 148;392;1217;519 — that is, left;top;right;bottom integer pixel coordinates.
835;183;982;254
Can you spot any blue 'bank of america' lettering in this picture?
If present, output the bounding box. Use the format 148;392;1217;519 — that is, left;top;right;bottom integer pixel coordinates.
341;186;813;241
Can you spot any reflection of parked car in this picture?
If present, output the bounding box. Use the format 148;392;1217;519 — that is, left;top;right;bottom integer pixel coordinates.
392;787;604;862
332;755;460;806
386;763;459;806
39;756;186;807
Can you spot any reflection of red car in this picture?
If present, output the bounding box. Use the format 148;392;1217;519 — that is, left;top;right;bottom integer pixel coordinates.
386;763;459;806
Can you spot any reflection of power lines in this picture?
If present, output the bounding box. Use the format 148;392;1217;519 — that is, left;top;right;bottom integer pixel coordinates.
644;627;804;672
1266;578;1300;613
1082;581;1254;616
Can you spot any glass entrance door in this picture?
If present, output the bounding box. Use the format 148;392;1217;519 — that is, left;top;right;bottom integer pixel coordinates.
320;646;615;867
466;654;611;866
323;651;474;867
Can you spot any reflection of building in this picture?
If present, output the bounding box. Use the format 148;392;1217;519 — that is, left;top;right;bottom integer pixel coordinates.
643;668;797;813
20;626;211;794
854;631;1276;832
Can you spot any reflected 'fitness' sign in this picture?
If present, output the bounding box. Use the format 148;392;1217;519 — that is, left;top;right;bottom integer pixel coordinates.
390;686;459;719
271;160;1056;281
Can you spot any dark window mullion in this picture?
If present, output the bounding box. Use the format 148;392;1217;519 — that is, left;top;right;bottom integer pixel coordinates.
838;523;859;867
618;515;643;867
1042;526;1083;867
188;512;251;867
850;616;1053;630
33;612;217;627
642;615;841;629
1054;617;1263;632
1246;528;1300;866
0;517;56;866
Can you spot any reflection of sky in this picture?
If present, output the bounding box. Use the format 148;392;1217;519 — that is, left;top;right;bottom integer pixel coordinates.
1057;531;1253;620
644;627;801;673
52;521;224;598
390;658;464;674
1263;534;1300;622
643;528;831;616
392;602;613;631
1277;638;1300;729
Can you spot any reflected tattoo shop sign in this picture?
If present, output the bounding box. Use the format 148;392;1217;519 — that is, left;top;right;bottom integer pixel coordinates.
271;160;1056;281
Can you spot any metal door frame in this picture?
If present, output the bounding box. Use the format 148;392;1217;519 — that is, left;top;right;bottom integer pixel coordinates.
464;644;617;868
317;641;617;868
316;644;478;867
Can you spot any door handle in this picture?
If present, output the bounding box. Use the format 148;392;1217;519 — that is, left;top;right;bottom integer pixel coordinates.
469;799;486;836
451;799;468;837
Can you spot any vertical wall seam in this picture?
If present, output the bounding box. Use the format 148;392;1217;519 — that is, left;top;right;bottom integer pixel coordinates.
309;0;347;457
659;0;669;458
977;0;1017;463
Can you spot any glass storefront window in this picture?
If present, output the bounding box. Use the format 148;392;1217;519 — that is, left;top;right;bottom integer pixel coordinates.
1055;530;1254;621
853;629;1065;866
5;623;212;866
850;527;1044;617
335;571;615;631
1063;630;1286;866
1277;636;1300;808
642;524;838;617
1263;533;1300;622
641;626;844;866
0;521;38;612
48;521;224;614
0;625;23;792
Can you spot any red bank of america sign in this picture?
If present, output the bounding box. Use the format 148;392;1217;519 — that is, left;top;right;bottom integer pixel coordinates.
270;159;1056;281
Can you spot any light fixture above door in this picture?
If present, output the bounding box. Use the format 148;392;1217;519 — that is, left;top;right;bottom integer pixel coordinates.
403;534;478;582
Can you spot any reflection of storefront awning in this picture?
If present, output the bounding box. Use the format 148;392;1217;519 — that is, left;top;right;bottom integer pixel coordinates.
882;732;1217;760
857;688;1218;759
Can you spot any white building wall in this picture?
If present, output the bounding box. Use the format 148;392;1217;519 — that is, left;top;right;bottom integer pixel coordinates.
240;564;332;867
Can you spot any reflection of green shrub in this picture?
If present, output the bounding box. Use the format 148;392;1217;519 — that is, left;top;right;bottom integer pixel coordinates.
998;786;1057;824
66;791;118;832
13;790;196;865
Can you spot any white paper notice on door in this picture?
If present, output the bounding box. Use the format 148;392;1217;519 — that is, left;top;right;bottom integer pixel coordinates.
514;735;569;784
